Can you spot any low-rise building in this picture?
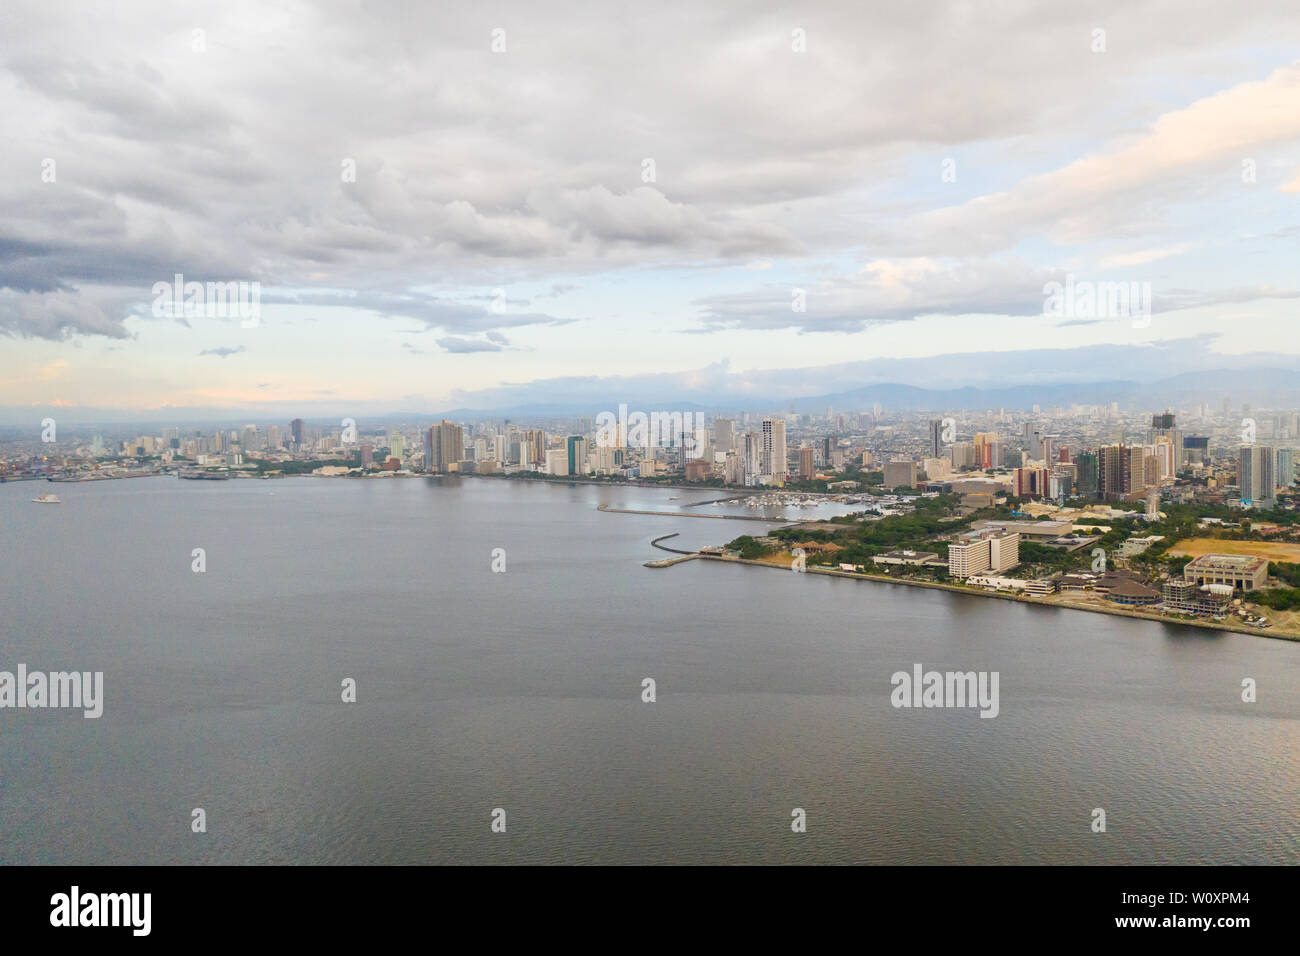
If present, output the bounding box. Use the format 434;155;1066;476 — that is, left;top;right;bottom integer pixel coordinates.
1162;579;1234;615
966;575;1026;591
1059;573;1098;591
1183;553;1269;592
1118;535;1164;557
872;549;940;566
1106;579;1162;605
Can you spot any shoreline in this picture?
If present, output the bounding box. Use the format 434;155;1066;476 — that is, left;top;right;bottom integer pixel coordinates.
687;554;1300;644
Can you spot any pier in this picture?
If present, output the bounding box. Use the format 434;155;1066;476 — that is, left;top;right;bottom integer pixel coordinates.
597;503;796;522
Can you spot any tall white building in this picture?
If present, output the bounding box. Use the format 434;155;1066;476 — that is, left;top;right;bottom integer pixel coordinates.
545;448;569;476
761;418;787;479
949;529;1020;578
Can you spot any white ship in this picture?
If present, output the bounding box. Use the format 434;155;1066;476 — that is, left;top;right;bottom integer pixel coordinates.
32;493;61;503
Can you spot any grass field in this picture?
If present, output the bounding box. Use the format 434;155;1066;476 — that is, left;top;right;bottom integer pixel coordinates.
1167;538;1300;562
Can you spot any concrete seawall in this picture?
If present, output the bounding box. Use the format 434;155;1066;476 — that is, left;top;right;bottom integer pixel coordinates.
680;554;1299;643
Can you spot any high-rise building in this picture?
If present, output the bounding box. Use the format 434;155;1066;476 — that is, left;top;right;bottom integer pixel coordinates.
974;432;1002;469
715;419;734;455
1099;444;1145;500
1182;435;1209;465
545;448;569;476
761;419;787;478
1277;448;1295;489
566;435;587;476
725;450;744;485
1013;466;1050;498
290;418;305;448
424;420;464;473
929;419;944;458
884;460;917;489
948;529;1019;578
799;446;815;479
1075;451;1098;498
1239;445;1275;509
525;429;547;468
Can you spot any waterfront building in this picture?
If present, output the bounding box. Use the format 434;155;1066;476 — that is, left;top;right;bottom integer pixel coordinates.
545;448;569;476
1162;579;1234;615
424;420;464;473
1184;553;1268;592
948;528;1019;578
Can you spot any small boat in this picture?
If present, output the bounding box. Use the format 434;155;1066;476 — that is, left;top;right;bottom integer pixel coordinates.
32;493;61;504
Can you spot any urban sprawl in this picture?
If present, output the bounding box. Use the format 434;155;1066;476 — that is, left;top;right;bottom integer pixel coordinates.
7;401;1300;637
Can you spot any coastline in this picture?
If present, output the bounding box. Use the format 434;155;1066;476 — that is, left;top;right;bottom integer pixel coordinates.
682;553;1300;644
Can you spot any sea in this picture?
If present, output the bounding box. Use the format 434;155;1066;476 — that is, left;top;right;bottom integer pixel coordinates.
1;475;1296;864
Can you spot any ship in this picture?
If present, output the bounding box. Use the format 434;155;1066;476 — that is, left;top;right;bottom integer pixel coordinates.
32;493;61;503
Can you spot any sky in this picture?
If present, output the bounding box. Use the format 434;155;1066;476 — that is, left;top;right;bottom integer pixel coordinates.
1;0;1299;420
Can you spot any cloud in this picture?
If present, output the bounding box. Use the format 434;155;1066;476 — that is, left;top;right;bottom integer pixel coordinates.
883;61;1300;255
5;0;1297;344
437;335;505;353
696;258;1299;333
199;345;245;358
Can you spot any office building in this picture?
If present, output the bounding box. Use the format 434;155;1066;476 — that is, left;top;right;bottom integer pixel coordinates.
929;419;945;458
1239;445;1275;509
884;459;917;489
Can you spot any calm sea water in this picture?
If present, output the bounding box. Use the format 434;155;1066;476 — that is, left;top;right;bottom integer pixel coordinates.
1;475;1297;864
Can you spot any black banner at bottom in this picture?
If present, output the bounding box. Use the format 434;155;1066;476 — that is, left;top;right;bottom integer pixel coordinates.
0;865;1283;942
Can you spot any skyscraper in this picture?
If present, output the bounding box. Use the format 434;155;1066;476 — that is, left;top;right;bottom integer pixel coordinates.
290;418;305;448
424;420;464;473
1277;448;1295;489
1099;444;1144;500
799;446;814;479
929;418;944;458
1075;451;1099;498
566;435;587;476
761;418;786;479
525;429;547;469
1239;445;1275;509
715;418;734;455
